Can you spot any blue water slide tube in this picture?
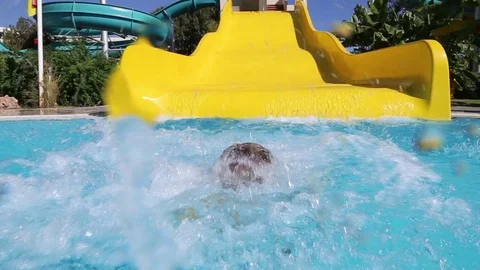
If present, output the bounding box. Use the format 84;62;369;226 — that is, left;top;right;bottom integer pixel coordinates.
39;0;220;44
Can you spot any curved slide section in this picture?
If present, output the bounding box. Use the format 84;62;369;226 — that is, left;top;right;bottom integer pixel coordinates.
38;0;219;43
153;0;219;21
0;42;10;52
105;0;451;123
41;2;171;42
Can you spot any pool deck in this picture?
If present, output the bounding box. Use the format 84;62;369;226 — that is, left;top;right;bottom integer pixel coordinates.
0;105;479;121
0;106;107;121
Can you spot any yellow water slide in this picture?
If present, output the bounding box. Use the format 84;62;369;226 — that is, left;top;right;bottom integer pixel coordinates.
105;0;451;124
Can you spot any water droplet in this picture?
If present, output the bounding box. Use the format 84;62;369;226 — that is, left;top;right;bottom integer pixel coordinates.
467;124;480;137
454;160;468;175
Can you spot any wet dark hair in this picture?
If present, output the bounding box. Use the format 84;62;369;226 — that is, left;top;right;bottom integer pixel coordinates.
220;142;273;165
217;143;274;189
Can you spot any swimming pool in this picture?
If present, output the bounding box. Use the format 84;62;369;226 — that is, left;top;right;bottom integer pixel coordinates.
1;116;479;269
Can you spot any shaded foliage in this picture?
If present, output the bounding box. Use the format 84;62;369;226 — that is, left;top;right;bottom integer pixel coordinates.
3;17;37;51
340;0;480;96
0;51;38;107
0;7;220;108
0;42;118;107
151;6;220;55
171;7;219;55
3;17;55;51
49;42;118;106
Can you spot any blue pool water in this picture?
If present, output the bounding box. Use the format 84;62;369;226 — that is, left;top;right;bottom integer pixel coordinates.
1;117;480;269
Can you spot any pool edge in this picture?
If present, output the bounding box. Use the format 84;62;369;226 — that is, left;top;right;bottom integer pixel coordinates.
0;106;479;121
0;114;100;121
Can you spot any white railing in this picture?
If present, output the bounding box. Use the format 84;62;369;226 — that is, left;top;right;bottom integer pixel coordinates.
228;0;296;12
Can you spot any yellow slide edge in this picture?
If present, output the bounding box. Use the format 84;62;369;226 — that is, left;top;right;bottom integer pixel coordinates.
104;0;451;124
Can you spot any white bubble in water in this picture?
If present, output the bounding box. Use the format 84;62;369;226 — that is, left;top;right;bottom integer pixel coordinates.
0;117;478;269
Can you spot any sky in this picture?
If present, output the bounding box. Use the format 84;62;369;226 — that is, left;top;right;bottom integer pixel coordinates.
0;0;366;31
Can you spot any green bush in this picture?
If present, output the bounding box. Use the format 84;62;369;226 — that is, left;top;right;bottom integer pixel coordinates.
0;51;38;107
0;54;8;90
50;44;118;107
172;7;219;55
0;7;219;108
0;43;118;108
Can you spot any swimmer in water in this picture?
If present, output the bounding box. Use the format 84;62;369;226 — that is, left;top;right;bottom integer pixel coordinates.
214;142;274;190
174;143;275;224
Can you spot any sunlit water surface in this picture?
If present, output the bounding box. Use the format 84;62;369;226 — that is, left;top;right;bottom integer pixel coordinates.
1;117;479;269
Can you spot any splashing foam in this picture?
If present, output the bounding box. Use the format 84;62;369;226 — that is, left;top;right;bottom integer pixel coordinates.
0;117;477;269
112;117;178;270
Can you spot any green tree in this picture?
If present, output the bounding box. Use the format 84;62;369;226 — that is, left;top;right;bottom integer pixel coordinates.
0;51;39;106
172;7;219;55
3;17;37;51
340;0;480;96
150;7;219;55
50;42;118;106
0;41;118;108
340;0;432;52
0;54;8;89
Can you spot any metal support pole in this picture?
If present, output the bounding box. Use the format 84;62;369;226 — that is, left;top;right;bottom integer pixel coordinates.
101;0;108;58
37;0;44;107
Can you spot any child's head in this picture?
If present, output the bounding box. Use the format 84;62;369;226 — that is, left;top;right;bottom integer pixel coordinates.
215;142;274;189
